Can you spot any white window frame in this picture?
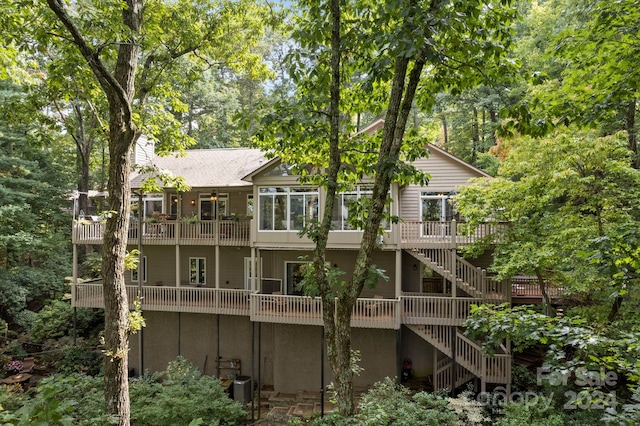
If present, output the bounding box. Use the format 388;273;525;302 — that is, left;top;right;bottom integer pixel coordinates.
420;192;454;222
244;257;262;291
332;185;391;231
143;194;164;218
131;256;147;283
258;187;319;231
189;257;206;286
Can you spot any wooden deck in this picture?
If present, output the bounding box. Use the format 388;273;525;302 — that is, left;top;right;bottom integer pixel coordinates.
72;219;502;247
72;218;251;246
71;284;525;329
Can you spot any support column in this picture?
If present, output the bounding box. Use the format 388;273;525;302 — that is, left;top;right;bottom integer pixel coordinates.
215;245;220;289
395;249;402;298
251;248;256;291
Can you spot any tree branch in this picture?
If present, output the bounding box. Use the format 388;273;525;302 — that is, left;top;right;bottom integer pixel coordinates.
46;0;134;131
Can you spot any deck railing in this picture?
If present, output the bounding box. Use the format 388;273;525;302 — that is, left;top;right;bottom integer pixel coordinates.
401;295;483;326
400;220;505;247
73;284;251;316
72;218;251;246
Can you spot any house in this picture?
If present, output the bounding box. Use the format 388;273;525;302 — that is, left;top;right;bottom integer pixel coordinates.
70;127;515;400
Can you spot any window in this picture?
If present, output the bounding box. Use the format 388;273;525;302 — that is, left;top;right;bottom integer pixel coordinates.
247;194;254;216
331;185;390;231
143;194;163;218
258;187;319;231
131;256;147;283
169;194;178;217
189;257;206;286
285;261;309;295
217;193;228;218
420;192;455;222
199;194;214;220
244;257;262;290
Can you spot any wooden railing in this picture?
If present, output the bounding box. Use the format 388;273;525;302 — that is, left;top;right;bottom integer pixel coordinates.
401;295;483;326
511;276;565;298
72;219;251;246
73;284;251;316
400;220;504;247
351;298;400;329
250;293;323;326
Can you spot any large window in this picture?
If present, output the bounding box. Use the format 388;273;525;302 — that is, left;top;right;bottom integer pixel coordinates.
420;192;455;222
189;257;206;286
331;185;390;231
145;195;163;218
258;187;319;231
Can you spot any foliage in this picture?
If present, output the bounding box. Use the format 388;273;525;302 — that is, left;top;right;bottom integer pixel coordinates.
0;358;245;425
465;304;640;386
57;344;103;377
30;300;103;344
456;128;640;317
29;300;74;344
494;401;564;426
356;377;472;425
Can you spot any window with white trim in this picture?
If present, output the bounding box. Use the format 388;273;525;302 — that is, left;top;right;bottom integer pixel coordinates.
131;256;147;282
420;192;455;222
331;185;391;231
143;194;163;218
189;257;206;286
258;187;319;231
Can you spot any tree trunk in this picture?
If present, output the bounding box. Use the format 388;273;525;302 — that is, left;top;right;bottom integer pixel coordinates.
608;294;624;322
535;269;554;317
101;131;134;424
472;107;479;162
47;1;142;424
442;114;449;148
626;98;638;169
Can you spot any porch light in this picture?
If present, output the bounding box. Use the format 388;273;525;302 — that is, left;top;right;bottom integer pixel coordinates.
211;191;217;201
191;199;196;206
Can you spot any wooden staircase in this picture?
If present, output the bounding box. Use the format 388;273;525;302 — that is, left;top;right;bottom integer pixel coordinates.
404;245;512;392
406;248;509;301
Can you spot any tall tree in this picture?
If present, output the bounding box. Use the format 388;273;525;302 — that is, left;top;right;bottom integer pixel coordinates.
455;128;640;318
256;0;517;415
1;0;272;423
503;0;640;167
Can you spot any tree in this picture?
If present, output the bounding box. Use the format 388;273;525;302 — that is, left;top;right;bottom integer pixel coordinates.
455;128;640;319
503;0;640;167
256;0;517;415
0;0;272;423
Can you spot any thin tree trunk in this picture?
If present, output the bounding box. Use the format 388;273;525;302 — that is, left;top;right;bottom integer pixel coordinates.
535;269;554;317
472;107;479;162
626;99;638;169
608;294;624;322
442;114;449;148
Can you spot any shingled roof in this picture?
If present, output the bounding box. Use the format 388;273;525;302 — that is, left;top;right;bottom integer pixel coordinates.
131;148;268;189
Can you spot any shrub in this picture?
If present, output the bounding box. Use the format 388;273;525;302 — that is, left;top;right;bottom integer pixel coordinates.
29;300;73;343
357;377;459;425
494;401;565;426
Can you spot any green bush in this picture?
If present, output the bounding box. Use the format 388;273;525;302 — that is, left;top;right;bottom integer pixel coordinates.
0;358;246;425
356;377;459;426
57;343;103;376
29;300;73;343
494;401;565;426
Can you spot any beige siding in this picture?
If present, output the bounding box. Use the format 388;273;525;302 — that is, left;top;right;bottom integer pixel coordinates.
258;250;398;297
219;247;251;289
400;148;487;222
